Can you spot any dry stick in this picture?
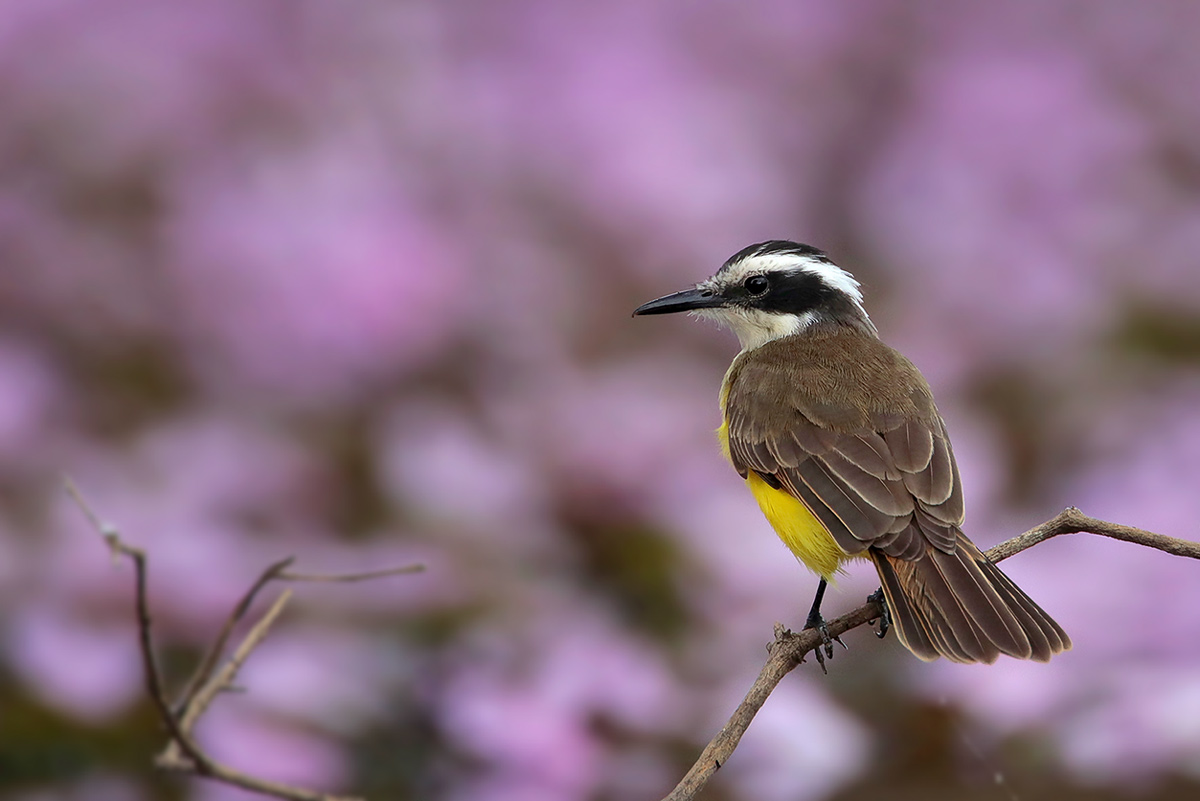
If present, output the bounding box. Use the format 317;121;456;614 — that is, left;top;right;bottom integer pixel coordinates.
175;557;297;715
155;587;365;801
64;479;209;770
65;479;421;801
67;481;353;801
987;507;1200;562
176;559;426;708
152;589;359;801
279;563;426;583
167;589;294;747
168;561;425;720
662;507;1200;801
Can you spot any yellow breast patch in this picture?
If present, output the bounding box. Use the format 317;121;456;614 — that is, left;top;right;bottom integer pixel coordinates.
717;419;849;580
745;471;847;580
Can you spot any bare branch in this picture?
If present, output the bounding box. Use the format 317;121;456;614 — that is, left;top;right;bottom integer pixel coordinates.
65;477;423;801
984;506;1200;563
175;557;296;713
278;563;425;583
170;589;294;740
65;478;210;771
662;507;1200;801
155;590;357;801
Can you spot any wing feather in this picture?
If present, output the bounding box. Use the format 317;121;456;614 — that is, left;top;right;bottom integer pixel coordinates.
821;450;914;517
837;432;899;480
794;458;897;539
723;331;972;560
780;470;864;555
884;419;934;473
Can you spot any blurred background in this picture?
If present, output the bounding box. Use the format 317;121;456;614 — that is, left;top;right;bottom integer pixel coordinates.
2;1;1199;799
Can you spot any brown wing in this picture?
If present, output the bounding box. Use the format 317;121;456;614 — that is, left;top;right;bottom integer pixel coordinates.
725;328;1070;663
724;330;962;562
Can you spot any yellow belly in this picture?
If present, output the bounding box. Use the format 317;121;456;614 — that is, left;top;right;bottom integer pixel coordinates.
717;419;849;580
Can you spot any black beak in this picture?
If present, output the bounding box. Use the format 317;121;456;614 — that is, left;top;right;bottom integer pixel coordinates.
633;287;725;316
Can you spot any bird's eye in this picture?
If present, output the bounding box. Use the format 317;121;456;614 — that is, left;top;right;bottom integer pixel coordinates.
744;275;769;295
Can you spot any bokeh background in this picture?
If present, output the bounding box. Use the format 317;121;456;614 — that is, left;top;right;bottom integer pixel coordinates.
2;1;1200;800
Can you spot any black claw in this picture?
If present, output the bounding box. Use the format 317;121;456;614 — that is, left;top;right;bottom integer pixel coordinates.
811;638;828;674
866;588;891;639
803;613;840;672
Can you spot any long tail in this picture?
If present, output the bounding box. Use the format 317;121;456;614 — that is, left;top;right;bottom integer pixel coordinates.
870;531;1071;663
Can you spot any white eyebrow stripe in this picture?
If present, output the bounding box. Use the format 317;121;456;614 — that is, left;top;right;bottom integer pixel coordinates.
732;253;864;304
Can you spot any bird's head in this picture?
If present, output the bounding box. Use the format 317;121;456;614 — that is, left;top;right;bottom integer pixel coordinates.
633;240;875;350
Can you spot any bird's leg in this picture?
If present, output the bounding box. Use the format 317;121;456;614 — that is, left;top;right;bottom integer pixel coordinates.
803;579;846;673
866;587;890;639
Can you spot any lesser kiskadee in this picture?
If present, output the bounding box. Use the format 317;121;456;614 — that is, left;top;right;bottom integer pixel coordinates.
635;240;1070;665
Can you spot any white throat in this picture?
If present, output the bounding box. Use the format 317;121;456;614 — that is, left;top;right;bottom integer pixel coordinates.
695;307;817;352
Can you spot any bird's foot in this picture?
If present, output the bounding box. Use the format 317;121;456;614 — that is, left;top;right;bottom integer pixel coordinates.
803;610;846;674
866;588;890;639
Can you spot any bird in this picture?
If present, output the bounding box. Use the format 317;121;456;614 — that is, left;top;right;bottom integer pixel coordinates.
634;240;1070;665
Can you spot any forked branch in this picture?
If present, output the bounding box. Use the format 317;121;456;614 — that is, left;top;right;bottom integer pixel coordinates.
65;478;424;801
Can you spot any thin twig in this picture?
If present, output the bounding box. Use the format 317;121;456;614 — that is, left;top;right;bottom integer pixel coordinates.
175;557;296;715
173;589;294;738
65;477;430;801
64;478;211;771
173;562;427;709
278;563;425;583
151;586;362;801
661;508;1200;801
157;731;360;801
985;507;1200;562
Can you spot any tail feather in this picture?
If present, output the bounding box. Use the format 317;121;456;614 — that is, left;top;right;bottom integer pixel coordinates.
873;553;980;663
921;550;1002;663
874;553;939;661
910;585;976;663
979;556;1070;661
870;530;1071;664
928;542;1031;658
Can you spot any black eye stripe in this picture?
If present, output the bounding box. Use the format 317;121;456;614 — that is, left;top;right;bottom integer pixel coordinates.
751;270;835;314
